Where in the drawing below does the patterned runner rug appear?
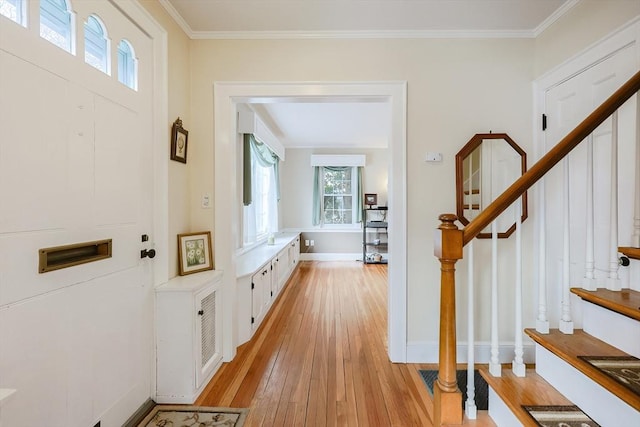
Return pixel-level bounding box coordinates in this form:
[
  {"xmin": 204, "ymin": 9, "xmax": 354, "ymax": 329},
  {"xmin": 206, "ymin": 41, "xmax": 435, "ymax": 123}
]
[
  {"xmin": 137, "ymin": 405, "xmax": 248, "ymax": 427},
  {"xmin": 522, "ymin": 405, "xmax": 600, "ymax": 427},
  {"xmin": 578, "ymin": 355, "xmax": 640, "ymax": 396}
]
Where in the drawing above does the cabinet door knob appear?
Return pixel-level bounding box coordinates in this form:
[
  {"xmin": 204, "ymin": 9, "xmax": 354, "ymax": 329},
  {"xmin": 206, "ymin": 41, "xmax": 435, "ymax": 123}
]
[{"xmin": 197, "ymin": 309, "xmax": 204, "ymax": 316}]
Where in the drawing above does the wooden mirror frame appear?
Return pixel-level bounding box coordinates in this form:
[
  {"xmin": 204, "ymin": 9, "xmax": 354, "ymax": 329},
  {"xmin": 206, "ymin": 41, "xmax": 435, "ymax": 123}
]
[{"xmin": 455, "ymin": 133, "xmax": 527, "ymax": 238}]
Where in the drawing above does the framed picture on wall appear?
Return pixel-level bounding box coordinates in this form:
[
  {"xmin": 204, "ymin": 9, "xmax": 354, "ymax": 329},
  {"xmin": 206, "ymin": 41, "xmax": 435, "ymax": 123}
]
[
  {"xmin": 171, "ymin": 117, "xmax": 189, "ymax": 163},
  {"xmin": 178, "ymin": 231, "xmax": 213, "ymax": 275}
]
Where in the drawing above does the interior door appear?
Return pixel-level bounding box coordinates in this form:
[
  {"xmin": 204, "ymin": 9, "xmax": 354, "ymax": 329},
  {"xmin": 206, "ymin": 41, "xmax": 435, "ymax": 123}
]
[
  {"xmin": 543, "ymin": 45, "xmax": 637, "ymax": 305},
  {"xmin": 0, "ymin": 2, "xmax": 156, "ymax": 426}
]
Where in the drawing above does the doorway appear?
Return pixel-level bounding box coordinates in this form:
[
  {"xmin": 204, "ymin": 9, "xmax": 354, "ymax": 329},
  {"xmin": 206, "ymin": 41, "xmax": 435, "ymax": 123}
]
[{"xmin": 213, "ymin": 82, "xmax": 408, "ymax": 362}]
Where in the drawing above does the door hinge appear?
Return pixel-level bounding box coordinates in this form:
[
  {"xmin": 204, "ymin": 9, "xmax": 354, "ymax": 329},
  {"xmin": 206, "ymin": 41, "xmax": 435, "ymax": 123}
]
[
  {"xmin": 251, "ymin": 282, "xmax": 254, "ymax": 290},
  {"xmin": 271, "ymin": 291, "xmax": 273, "ymax": 297},
  {"xmin": 251, "ymin": 316, "xmax": 255, "ymax": 324},
  {"xmin": 270, "ymin": 264, "xmax": 273, "ymax": 271},
  {"xmin": 542, "ymin": 114, "xmax": 547, "ymax": 131}
]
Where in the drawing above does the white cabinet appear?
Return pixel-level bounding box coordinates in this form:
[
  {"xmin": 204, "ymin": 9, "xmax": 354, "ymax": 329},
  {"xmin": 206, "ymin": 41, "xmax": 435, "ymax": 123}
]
[
  {"xmin": 236, "ymin": 233, "xmax": 300, "ymax": 346},
  {"xmin": 251, "ymin": 263, "xmax": 272, "ymax": 329},
  {"xmin": 155, "ymin": 270, "xmax": 223, "ymax": 404}
]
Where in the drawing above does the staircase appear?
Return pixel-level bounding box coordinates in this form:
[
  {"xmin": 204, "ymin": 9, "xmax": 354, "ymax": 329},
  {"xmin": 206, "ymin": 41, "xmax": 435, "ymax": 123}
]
[
  {"xmin": 433, "ymin": 69, "xmax": 640, "ymax": 426},
  {"xmin": 483, "ymin": 288, "xmax": 640, "ymax": 426}
]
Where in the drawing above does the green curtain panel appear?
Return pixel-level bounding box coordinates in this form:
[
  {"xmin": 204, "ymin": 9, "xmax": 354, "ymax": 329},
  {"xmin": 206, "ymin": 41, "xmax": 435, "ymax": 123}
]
[
  {"xmin": 243, "ymin": 134, "xmax": 280, "ymax": 206},
  {"xmin": 312, "ymin": 166, "xmax": 322, "ymax": 226}
]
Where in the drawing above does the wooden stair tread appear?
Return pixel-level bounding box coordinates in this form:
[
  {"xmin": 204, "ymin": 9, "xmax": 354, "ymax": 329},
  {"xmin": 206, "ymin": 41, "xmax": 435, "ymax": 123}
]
[
  {"xmin": 525, "ymin": 328, "xmax": 640, "ymax": 411},
  {"xmin": 570, "ymin": 287, "xmax": 640, "ymax": 321},
  {"xmin": 619, "ymin": 246, "xmax": 640, "ymax": 260},
  {"xmin": 479, "ymin": 367, "xmax": 571, "ymax": 427}
]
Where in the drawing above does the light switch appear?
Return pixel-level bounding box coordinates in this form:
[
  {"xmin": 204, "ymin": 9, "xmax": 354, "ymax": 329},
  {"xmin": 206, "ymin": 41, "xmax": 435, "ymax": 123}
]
[{"xmin": 201, "ymin": 194, "xmax": 211, "ymax": 208}]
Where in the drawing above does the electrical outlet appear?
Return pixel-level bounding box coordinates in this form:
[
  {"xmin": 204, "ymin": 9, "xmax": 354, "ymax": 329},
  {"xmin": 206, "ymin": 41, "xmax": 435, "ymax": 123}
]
[
  {"xmin": 305, "ymin": 239, "xmax": 310, "ymax": 246},
  {"xmin": 310, "ymin": 240, "xmax": 315, "ymax": 247}
]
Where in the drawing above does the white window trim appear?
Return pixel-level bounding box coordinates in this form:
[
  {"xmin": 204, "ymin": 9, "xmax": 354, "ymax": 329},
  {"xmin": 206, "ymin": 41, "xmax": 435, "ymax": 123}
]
[
  {"xmin": 310, "ymin": 154, "xmax": 365, "ymax": 167},
  {"xmin": 319, "ymin": 166, "xmax": 359, "ymax": 229}
]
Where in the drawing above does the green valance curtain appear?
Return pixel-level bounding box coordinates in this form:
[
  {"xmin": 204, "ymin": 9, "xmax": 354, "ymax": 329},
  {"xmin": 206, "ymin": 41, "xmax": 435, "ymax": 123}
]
[
  {"xmin": 243, "ymin": 134, "xmax": 280, "ymax": 206},
  {"xmin": 312, "ymin": 166, "xmax": 363, "ymax": 226}
]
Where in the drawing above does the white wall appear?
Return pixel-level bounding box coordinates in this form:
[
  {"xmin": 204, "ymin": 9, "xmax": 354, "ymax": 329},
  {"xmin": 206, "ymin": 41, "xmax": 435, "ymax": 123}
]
[
  {"xmin": 185, "ymin": 37, "xmax": 536, "ymax": 349},
  {"xmin": 278, "ymin": 147, "xmax": 388, "ymax": 256},
  {"xmin": 137, "ymin": 1, "xmax": 640, "ymax": 361},
  {"xmin": 140, "ymin": 0, "xmax": 193, "ymax": 279},
  {"xmin": 534, "ymin": 0, "xmax": 640, "ymax": 77}
]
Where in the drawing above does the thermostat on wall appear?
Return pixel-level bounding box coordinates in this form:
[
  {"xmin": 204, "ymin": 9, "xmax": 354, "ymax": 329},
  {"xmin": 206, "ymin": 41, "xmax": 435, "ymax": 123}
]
[{"xmin": 426, "ymin": 152, "xmax": 443, "ymax": 162}]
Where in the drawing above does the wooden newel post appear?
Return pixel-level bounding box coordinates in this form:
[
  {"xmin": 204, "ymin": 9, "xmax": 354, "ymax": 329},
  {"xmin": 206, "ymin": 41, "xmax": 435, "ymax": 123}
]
[{"xmin": 433, "ymin": 213, "xmax": 463, "ymax": 425}]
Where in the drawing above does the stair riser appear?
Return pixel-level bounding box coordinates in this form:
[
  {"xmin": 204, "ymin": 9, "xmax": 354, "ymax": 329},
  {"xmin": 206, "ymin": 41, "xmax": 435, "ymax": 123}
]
[
  {"xmin": 535, "ymin": 344, "xmax": 640, "ymax": 426},
  {"xmin": 487, "ymin": 388, "xmax": 523, "ymax": 427},
  {"xmin": 581, "ymin": 299, "xmax": 640, "ymax": 358}
]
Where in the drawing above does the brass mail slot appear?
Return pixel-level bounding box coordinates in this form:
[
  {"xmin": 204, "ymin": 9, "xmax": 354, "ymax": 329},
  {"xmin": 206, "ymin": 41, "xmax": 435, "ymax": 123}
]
[{"xmin": 39, "ymin": 239, "xmax": 112, "ymax": 273}]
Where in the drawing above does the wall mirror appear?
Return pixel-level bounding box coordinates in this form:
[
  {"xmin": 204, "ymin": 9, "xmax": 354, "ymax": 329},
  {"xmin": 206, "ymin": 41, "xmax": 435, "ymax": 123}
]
[{"xmin": 455, "ymin": 133, "xmax": 527, "ymax": 238}]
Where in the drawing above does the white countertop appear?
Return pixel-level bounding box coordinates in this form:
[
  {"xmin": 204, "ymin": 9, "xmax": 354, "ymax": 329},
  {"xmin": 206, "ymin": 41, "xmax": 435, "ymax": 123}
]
[
  {"xmin": 156, "ymin": 269, "xmax": 224, "ymax": 292},
  {"xmin": 236, "ymin": 232, "xmax": 300, "ymax": 278}
]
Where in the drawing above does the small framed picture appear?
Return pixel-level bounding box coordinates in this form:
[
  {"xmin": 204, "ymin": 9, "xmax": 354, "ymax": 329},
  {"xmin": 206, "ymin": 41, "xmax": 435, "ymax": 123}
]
[
  {"xmin": 178, "ymin": 231, "xmax": 213, "ymax": 275},
  {"xmin": 364, "ymin": 193, "xmax": 377, "ymax": 206},
  {"xmin": 171, "ymin": 117, "xmax": 189, "ymax": 163}
]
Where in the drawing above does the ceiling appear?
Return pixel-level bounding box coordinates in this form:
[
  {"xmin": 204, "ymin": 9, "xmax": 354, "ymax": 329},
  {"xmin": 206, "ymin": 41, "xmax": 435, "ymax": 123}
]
[{"xmin": 163, "ymin": 0, "xmax": 575, "ymax": 149}]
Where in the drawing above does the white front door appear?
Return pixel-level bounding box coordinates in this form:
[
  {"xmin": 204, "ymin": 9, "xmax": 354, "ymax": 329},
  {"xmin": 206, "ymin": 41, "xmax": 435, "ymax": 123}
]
[{"xmin": 0, "ymin": 2, "xmax": 157, "ymax": 426}]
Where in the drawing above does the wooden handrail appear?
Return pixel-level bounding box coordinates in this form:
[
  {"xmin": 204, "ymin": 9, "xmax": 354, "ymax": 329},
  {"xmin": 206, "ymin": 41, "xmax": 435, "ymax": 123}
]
[{"xmin": 463, "ymin": 69, "xmax": 640, "ymax": 245}]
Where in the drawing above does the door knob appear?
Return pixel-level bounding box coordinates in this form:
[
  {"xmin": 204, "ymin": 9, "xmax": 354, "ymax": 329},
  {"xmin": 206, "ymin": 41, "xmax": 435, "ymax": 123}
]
[{"xmin": 140, "ymin": 249, "xmax": 156, "ymax": 259}]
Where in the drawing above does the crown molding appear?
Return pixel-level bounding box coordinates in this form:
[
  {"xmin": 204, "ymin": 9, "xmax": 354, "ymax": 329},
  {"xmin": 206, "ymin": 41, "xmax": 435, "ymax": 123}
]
[
  {"xmin": 190, "ymin": 29, "xmax": 536, "ymax": 40},
  {"xmin": 534, "ymin": 0, "xmax": 581, "ymax": 37},
  {"xmin": 158, "ymin": 0, "xmax": 195, "ymax": 38}
]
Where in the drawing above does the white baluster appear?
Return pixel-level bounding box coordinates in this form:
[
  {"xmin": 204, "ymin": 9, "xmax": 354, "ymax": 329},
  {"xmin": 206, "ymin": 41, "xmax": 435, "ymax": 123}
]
[
  {"xmin": 633, "ymin": 93, "xmax": 640, "ymax": 247},
  {"xmin": 468, "ymin": 156, "xmax": 474, "ymax": 219},
  {"xmin": 489, "ymin": 220, "xmax": 501, "ymax": 376},
  {"xmin": 584, "ymin": 134, "xmax": 597, "ymax": 291},
  {"xmin": 512, "ymin": 198, "xmax": 526, "ymax": 377},
  {"xmin": 559, "ymin": 157, "xmax": 574, "ymax": 334},
  {"xmin": 537, "ymin": 179, "xmax": 549, "ymax": 333},
  {"xmin": 608, "ymin": 111, "xmax": 622, "ymax": 291},
  {"xmin": 466, "ymin": 241, "xmax": 477, "ymax": 419}
]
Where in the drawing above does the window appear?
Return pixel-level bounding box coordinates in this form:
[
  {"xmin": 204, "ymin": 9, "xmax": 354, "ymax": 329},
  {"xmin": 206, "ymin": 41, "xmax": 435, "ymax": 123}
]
[
  {"xmin": 322, "ymin": 167, "xmax": 356, "ymax": 225},
  {"xmin": 117, "ymin": 39, "xmax": 138, "ymax": 90},
  {"xmin": 0, "ymin": 0, "xmax": 25, "ymax": 26},
  {"xmin": 311, "ymin": 155, "xmax": 364, "ymax": 227},
  {"xmin": 40, "ymin": 0, "xmax": 74, "ymax": 53},
  {"xmin": 242, "ymin": 135, "xmax": 279, "ymax": 247},
  {"xmin": 84, "ymin": 14, "xmax": 109, "ymax": 74}
]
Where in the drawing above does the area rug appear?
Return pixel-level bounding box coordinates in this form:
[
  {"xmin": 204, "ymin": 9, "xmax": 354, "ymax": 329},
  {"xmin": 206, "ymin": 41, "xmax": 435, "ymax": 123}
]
[
  {"xmin": 137, "ymin": 405, "xmax": 248, "ymax": 427},
  {"xmin": 419, "ymin": 369, "xmax": 489, "ymax": 410},
  {"xmin": 522, "ymin": 405, "xmax": 600, "ymax": 427},
  {"xmin": 578, "ymin": 355, "xmax": 640, "ymax": 396}
]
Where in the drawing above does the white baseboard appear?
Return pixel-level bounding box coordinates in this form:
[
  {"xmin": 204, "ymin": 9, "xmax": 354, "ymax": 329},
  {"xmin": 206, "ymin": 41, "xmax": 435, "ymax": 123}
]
[
  {"xmin": 299, "ymin": 252, "xmax": 362, "ymax": 261},
  {"xmin": 406, "ymin": 341, "xmax": 535, "ymax": 364}
]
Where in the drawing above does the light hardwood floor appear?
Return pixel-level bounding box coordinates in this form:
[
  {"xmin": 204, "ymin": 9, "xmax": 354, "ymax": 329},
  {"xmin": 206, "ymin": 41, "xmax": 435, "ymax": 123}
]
[{"xmin": 196, "ymin": 261, "xmax": 494, "ymax": 426}]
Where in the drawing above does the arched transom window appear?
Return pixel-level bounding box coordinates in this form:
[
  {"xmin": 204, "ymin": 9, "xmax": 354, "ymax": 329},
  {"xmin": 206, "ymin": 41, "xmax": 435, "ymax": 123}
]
[
  {"xmin": 117, "ymin": 39, "xmax": 138, "ymax": 90},
  {"xmin": 84, "ymin": 14, "xmax": 109, "ymax": 74},
  {"xmin": 40, "ymin": 0, "xmax": 74, "ymax": 53},
  {"xmin": 0, "ymin": 0, "xmax": 26, "ymax": 26}
]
